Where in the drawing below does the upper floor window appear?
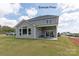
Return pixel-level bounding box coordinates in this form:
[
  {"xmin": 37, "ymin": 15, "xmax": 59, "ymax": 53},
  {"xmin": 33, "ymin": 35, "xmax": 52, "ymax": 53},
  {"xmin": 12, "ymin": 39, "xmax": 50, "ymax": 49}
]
[
  {"xmin": 46, "ymin": 19, "xmax": 52, "ymax": 24},
  {"xmin": 46, "ymin": 20, "xmax": 49, "ymax": 24}
]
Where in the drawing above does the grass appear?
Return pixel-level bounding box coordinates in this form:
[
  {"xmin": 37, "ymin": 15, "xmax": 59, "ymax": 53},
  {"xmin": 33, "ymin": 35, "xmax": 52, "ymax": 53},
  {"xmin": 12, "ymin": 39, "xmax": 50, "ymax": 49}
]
[{"xmin": 0, "ymin": 34, "xmax": 79, "ymax": 56}]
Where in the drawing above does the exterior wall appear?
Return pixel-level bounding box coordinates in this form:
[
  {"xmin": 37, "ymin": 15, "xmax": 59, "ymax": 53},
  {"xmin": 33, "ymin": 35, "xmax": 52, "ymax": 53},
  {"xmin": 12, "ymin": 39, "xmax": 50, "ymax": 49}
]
[
  {"xmin": 36, "ymin": 27, "xmax": 42, "ymax": 38},
  {"xmin": 16, "ymin": 21, "xmax": 35, "ymax": 38},
  {"xmin": 28, "ymin": 16, "xmax": 59, "ymax": 27}
]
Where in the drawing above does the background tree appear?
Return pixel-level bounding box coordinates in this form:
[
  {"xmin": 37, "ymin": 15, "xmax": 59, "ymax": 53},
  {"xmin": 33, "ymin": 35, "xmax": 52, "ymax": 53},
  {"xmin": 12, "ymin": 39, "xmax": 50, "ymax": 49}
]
[{"xmin": 0, "ymin": 26, "xmax": 15, "ymax": 34}]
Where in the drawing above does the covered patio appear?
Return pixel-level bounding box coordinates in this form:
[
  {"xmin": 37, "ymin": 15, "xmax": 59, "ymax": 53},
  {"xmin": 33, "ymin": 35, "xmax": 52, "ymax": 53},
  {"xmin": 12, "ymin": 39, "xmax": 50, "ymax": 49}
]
[{"xmin": 35, "ymin": 26, "xmax": 57, "ymax": 38}]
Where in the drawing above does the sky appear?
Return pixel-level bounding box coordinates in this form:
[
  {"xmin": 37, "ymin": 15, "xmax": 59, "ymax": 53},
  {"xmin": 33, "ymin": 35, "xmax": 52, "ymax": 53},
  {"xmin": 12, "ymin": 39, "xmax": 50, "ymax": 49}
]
[{"xmin": 0, "ymin": 3, "xmax": 79, "ymax": 33}]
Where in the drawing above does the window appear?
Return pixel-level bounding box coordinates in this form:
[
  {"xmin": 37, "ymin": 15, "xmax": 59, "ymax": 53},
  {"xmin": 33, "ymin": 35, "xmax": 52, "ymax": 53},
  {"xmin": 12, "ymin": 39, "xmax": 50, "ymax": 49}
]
[
  {"xmin": 46, "ymin": 19, "xmax": 51, "ymax": 24},
  {"xmin": 46, "ymin": 20, "xmax": 49, "ymax": 24},
  {"xmin": 23, "ymin": 28, "xmax": 27, "ymax": 34},
  {"xmin": 19, "ymin": 29, "xmax": 21, "ymax": 36},
  {"xmin": 28, "ymin": 28, "xmax": 31, "ymax": 35}
]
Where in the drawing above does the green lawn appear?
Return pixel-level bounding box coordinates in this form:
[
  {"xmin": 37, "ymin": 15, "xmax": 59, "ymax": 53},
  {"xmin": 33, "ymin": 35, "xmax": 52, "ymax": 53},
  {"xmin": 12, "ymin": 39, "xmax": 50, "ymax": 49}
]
[{"xmin": 0, "ymin": 34, "xmax": 79, "ymax": 56}]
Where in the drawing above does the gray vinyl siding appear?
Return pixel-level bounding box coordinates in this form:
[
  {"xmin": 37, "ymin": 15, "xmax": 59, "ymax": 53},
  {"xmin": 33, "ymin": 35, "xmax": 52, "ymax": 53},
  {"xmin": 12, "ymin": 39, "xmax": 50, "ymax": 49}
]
[
  {"xmin": 16, "ymin": 21, "xmax": 35, "ymax": 38},
  {"xmin": 27, "ymin": 16, "xmax": 58, "ymax": 27}
]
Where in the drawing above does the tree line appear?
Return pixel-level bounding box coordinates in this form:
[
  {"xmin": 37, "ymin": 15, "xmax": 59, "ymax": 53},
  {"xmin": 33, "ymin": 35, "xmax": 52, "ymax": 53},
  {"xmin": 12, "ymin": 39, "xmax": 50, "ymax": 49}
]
[{"xmin": 0, "ymin": 25, "xmax": 15, "ymax": 34}]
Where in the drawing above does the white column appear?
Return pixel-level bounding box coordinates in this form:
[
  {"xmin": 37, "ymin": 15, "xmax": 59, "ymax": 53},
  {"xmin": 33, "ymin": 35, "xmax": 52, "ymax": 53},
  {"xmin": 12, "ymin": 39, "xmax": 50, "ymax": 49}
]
[
  {"xmin": 27, "ymin": 27, "xmax": 28, "ymax": 37},
  {"xmin": 34, "ymin": 27, "xmax": 36, "ymax": 38},
  {"xmin": 21, "ymin": 28, "xmax": 23, "ymax": 36}
]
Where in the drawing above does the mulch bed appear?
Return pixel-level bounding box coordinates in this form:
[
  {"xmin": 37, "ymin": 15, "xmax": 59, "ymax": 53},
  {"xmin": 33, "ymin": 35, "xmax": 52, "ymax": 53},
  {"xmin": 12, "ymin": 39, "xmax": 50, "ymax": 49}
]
[{"xmin": 69, "ymin": 37, "xmax": 79, "ymax": 45}]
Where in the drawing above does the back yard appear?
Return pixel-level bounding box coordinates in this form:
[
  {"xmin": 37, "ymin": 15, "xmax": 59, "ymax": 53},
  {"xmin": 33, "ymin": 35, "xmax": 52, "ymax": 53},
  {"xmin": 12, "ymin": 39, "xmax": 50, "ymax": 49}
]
[{"xmin": 0, "ymin": 34, "xmax": 79, "ymax": 56}]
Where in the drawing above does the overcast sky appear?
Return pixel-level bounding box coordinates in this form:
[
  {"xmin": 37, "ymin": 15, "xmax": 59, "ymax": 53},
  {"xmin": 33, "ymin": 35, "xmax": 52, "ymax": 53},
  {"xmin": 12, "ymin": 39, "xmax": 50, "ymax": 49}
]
[{"xmin": 0, "ymin": 3, "xmax": 79, "ymax": 33}]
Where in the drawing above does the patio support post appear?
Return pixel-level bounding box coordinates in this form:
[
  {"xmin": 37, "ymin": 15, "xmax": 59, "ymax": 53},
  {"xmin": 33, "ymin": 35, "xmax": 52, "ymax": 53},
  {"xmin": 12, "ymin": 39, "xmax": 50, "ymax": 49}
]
[{"xmin": 55, "ymin": 26, "xmax": 57, "ymax": 38}]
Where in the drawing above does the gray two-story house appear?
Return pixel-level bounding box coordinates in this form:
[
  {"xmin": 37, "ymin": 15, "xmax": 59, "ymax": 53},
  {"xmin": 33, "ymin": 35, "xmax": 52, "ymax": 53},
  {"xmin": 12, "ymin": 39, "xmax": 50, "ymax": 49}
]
[{"xmin": 15, "ymin": 15, "xmax": 59, "ymax": 40}]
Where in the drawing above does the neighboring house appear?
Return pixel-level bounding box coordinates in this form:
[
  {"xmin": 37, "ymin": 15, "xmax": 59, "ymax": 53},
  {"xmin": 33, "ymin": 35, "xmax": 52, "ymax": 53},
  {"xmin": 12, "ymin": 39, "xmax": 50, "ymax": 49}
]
[
  {"xmin": 61, "ymin": 32, "xmax": 72, "ymax": 36},
  {"xmin": 6, "ymin": 32, "xmax": 16, "ymax": 36},
  {"xmin": 15, "ymin": 15, "xmax": 59, "ymax": 40}
]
